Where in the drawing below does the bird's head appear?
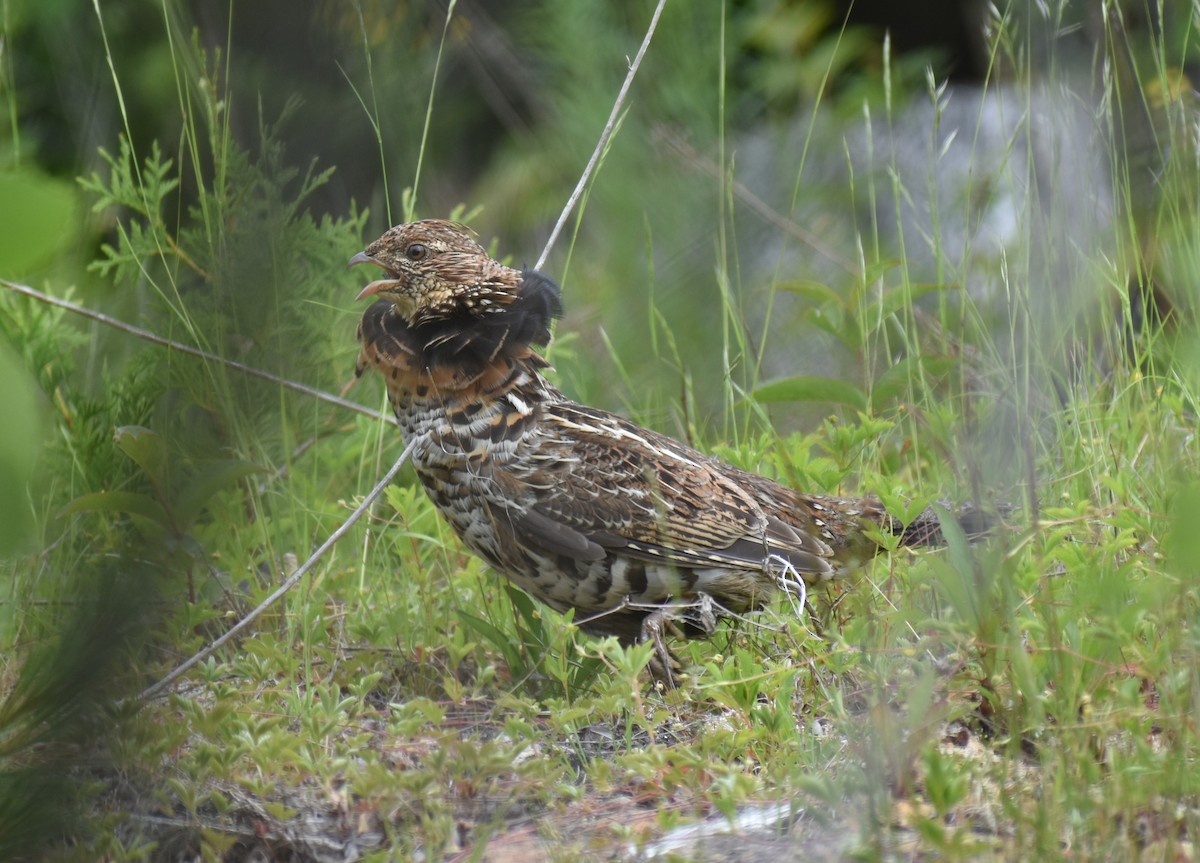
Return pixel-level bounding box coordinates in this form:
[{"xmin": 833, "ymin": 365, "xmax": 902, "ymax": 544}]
[
  {"xmin": 351, "ymin": 220, "xmax": 563, "ymax": 366},
  {"xmin": 349, "ymin": 220, "xmax": 525, "ymax": 326}
]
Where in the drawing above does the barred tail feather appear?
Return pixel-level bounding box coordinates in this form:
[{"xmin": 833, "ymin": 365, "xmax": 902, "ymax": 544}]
[{"xmin": 893, "ymin": 502, "xmax": 1005, "ymax": 548}]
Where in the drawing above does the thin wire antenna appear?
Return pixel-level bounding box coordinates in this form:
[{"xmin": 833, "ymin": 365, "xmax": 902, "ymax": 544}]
[
  {"xmin": 534, "ymin": 0, "xmax": 668, "ymax": 271},
  {"xmin": 0, "ymin": 278, "xmax": 395, "ymax": 426},
  {"xmin": 138, "ymin": 440, "xmax": 416, "ymax": 701}
]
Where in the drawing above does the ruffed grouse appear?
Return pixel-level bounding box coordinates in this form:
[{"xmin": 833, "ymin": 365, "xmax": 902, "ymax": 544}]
[{"xmin": 351, "ymin": 220, "xmax": 984, "ymax": 685}]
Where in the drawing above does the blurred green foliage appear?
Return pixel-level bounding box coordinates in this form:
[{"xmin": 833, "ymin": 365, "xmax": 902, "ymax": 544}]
[
  {"xmin": 0, "ymin": 341, "xmax": 39, "ymax": 555},
  {"xmin": 0, "ymin": 0, "xmax": 912, "ymax": 427},
  {"xmin": 0, "ymin": 168, "xmax": 78, "ymax": 276}
]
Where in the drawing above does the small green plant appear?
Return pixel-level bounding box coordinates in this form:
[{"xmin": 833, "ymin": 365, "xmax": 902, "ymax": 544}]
[
  {"xmin": 457, "ymin": 584, "xmax": 608, "ymax": 698},
  {"xmin": 62, "ymin": 425, "xmax": 264, "ymax": 602}
]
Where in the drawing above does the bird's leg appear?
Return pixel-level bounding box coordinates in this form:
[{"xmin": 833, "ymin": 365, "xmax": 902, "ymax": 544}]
[
  {"xmin": 805, "ymin": 597, "xmax": 825, "ymax": 638},
  {"xmin": 642, "ymin": 609, "xmax": 682, "ymax": 689},
  {"xmin": 686, "ymin": 593, "xmax": 719, "ymax": 638},
  {"xmin": 640, "ymin": 594, "xmax": 720, "ymax": 689}
]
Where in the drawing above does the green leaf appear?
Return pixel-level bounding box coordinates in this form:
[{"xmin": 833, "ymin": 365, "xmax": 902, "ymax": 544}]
[
  {"xmin": 0, "ymin": 344, "xmax": 41, "ymax": 554},
  {"xmin": 926, "ymin": 503, "xmax": 991, "ymax": 630},
  {"xmin": 875, "ymin": 488, "xmax": 931, "ymax": 533},
  {"xmin": 805, "ymin": 309, "xmax": 852, "ymax": 346},
  {"xmin": 878, "ymin": 281, "xmax": 956, "ymax": 319},
  {"xmin": 59, "ymin": 491, "xmax": 171, "ymax": 528},
  {"xmin": 113, "ymin": 426, "xmax": 168, "ymax": 489},
  {"xmin": 775, "ymin": 279, "xmax": 843, "ymax": 305},
  {"xmin": 933, "ymin": 503, "xmax": 972, "ymax": 578},
  {"xmin": 0, "ymin": 169, "xmax": 77, "ymax": 276},
  {"xmin": 858, "ymin": 258, "xmax": 902, "ymax": 288},
  {"xmin": 456, "ymin": 610, "xmax": 528, "ymax": 679},
  {"xmin": 174, "ymin": 459, "xmax": 267, "ymax": 527},
  {"xmin": 504, "ymin": 583, "xmax": 544, "ymax": 636},
  {"xmin": 1166, "ymin": 482, "xmax": 1200, "ymax": 575},
  {"xmin": 751, "ymin": 376, "xmax": 867, "ymax": 409},
  {"xmin": 870, "ymin": 355, "xmax": 957, "ymax": 409}
]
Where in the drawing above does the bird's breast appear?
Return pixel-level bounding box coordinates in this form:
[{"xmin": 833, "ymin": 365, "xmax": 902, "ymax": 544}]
[{"xmin": 390, "ymin": 387, "xmax": 546, "ymax": 473}]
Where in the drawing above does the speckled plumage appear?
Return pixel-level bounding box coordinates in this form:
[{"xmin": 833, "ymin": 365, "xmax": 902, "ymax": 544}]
[{"xmin": 351, "ymin": 220, "xmax": 974, "ymax": 683}]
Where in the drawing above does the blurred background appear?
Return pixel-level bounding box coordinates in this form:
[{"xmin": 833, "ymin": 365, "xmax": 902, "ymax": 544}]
[{"xmin": 8, "ymin": 0, "xmax": 1190, "ymax": 428}]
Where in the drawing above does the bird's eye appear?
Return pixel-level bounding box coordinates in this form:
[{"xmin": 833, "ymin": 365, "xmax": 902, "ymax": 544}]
[{"xmin": 405, "ymin": 243, "xmax": 428, "ymax": 262}]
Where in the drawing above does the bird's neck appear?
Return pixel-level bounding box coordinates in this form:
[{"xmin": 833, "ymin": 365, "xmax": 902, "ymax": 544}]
[
  {"xmin": 414, "ymin": 348, "xmax": 558, "ymax": 410},
  {"xmin": 357, "ymin": 298, "xmax": 563, "ymax": 445}
]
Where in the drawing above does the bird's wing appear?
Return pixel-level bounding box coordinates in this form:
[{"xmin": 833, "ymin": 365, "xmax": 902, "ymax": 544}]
[{"xmin": 497, "ymin": 402, "xmax": 835, "ymax": 578}]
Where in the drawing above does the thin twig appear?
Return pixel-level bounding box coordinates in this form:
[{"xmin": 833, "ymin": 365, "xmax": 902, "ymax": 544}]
[
  {"xmin": 534, "ymin": 0, "xmax": 667, "ymax": 270},
  {"xmin": 0, "ymin": 278, "xmax": 395, "ymax": 427},
  {"xmin": 139, "ymin": 440, "xmax": 416, "ymax": 701}
]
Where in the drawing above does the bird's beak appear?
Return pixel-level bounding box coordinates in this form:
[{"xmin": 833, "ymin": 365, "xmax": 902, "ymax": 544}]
[
  {"xmin": 348, "ymin": 251, "xmax": 395, "ymax": 301},
  {"xmin": 347, "ymin": 251, "xmax": 375, "ymax": 269}
]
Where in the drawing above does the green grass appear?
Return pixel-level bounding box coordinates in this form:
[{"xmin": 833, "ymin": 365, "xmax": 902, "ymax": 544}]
[{"xmin": 2, "ymin": 1, "xmax": 1200, "ymax": 860}]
